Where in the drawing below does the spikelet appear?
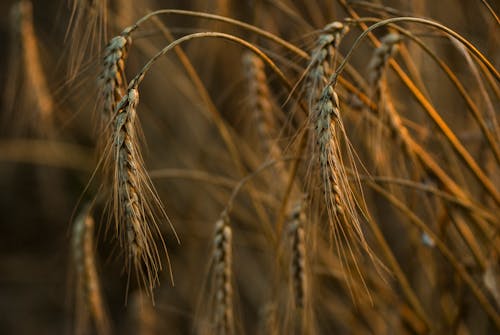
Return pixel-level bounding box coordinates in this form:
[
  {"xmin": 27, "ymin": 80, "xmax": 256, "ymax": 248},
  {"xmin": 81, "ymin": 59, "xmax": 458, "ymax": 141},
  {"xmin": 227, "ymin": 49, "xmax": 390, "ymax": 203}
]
[
  {"xmin": 110, "ymin": 83, "xmax": 174, "ymax": 296},
  {"xmin": 212, "ymin": 213, "xmax": 234, "ymax": 335},
  {"xmin": 72, "ymin": 206, "xmax": 111, "ymax": 335}
]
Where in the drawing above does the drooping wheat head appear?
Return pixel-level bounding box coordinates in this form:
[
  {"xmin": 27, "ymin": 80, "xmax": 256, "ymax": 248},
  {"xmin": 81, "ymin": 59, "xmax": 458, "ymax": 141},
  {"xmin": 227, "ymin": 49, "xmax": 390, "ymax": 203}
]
[
  {"xmin": 307, "ymin": 22, "xmax": 349, "ymax": 105},
  {"xmin": 111, "ymin": 83, "xmax": 173, "ymax": 297},
  {"xmin": 99, "ymin": 30, "xmax": 132, "ymax": 135}
]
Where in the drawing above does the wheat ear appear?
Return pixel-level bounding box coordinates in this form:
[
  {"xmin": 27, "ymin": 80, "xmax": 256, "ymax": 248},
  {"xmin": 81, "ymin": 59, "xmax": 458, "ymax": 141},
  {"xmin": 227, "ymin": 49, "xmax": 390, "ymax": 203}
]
[
  {"xmin": 367, "ymin": 33, "xmax": 401, "ymax": 102},
  {"xmin": 100, "ymin": 30, "xmax": 132, "ymax": 132},
  {"xmin": 288, "ymin": 201, "xmax": 307, "ymax": 309},
  {"xmin": 308, "ymin": 22, "xmax": 371, "ymax": 262},
  {"xmin": 307, "ymin": 22, "xmax": 349, "ymax": 104},
  {"xmin": 242, "ymin": 52, "xmax": 277, "ymax": 156},
  {"xmin": 366, "ymin": 33, "xmax": 403, "ymax": 169},
  {"xmin": 72, "ymin": 206, "xmax": 111, "ymax": 335},
  {"xmin": 112, "ymin": 84, "xmax": 173, "ymax": 296},
  {"xmin": 212, "ymin": 213, "xmax": 234, "ymax": 335}
]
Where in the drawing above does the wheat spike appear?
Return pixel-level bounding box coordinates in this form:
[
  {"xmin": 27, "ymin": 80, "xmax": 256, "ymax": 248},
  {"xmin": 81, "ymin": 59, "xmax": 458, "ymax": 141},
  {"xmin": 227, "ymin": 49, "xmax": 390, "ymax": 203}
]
[
  {"xmin": 242, "ymin": 52, "xmax": 277, "ymax": 156},
  {"xmin": 368, "ymin": 33, "xmax": 401, "ymax": 93},
  {"xmin": 307, "ymin": 22, "xmax": 349, "ymax": 105},
  {"xmin": 111, "ymin": 84, "xmax": 173, "ymax": 296},
  {"xmin": 212, "ymin": 214, "xmax": 234, "ymax": 335},
  {"xmin": 288, "ymin": 201, "xmax": 307, "ymax": 309},
  {"xmin": 100, "ymin": 31, "xmax": 132, "ymax": 132},
  {"xmin": 72, "ymin": 206, "xmax": 111, "ymax": 335}
]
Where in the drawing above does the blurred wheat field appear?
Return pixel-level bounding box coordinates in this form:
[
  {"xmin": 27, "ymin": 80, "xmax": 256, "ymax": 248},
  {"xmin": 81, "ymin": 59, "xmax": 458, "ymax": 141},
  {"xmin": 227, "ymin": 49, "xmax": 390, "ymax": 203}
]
[{"xmin": 0, "ymin": 0, "xmax": 499, "ymax": 334}]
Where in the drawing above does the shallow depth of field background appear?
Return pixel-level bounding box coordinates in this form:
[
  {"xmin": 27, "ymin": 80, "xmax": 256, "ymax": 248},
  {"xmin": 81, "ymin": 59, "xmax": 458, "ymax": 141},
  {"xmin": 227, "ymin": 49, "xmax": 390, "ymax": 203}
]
[{"xmin": 0, "ymin": 1, "xmax": 499, "ymax": 334}]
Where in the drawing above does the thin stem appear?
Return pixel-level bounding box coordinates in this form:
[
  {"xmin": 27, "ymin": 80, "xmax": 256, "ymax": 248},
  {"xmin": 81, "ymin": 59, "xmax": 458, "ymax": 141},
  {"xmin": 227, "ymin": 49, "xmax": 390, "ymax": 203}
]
[{"xmin": 127, "ymin": 9, "xmax": 309, "ymax": 59}]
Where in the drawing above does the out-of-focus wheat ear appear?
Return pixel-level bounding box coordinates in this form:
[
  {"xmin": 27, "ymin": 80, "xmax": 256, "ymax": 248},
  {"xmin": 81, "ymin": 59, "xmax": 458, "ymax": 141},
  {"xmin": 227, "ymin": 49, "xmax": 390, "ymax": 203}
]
[
  {"xmin": 212, "ymin": 213, "xmax": 234, "ymax": 335},
  {"xmin": 72, "ymin": 206, "xmax": 111, "ymax": 335},
  {"xmin": 242, "ymin": 52, "xmax": 277, "ymax": 156},
  {"xmin": 66, "ymin": 0, "xmax": 108, "ymax": 80},
  {"xmin": 6, "ymin": 0, "xmax": 54, "ymax": 135},
  {"xmin": 111, "ymin": 84, "xmax": 176, "ymax": 297},
  {"xmin": 242, "ymin": 51, "xmax": 288, "ymax": 184},
  {"xmin": 367, "ymin": 33, "xmax": 401, "ymax": 103},
  {"xmin": 307, "ymin": 22, "xmax": 349, "ymax": 105},
  {"xmin": 366, "ymin": 33, "xmax": 402, "ymax": 169},
  {"xmin": 287, "ymin": 201, "xmax": 308, "ymax": 310}
]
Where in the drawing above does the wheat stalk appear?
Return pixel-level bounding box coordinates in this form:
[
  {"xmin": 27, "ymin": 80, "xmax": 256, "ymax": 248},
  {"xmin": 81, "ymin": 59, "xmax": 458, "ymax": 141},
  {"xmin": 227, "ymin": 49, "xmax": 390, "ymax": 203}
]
[{"xmin": 5, "ymin": 0, "xmax": 54, "ymax": 134}]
